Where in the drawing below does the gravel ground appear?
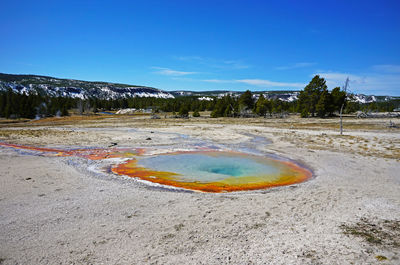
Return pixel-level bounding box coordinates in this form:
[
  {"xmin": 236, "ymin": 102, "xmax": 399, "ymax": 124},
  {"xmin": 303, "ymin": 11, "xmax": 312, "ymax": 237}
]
[{"xmin": 0, "ymin": 116, "xmax": 399, "ymax": 264}]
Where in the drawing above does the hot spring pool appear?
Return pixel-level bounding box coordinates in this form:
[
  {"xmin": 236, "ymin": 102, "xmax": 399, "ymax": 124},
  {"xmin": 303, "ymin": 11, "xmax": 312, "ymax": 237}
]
[
  {"xmin": 0, "ymin": 142, "xmax": 312, "ymax": 193},
  {"xmin": 112, "ymin": 151, "xmax": 312, "ymax": 192}
]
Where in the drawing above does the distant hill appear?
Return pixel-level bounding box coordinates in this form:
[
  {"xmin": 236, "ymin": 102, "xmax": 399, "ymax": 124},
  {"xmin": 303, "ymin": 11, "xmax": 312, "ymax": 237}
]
[
  {"xmin": 171, "ymin": 90, "xmax": 300, "ymax": 102},
  {"xmin": 1, "ymin": 73, "xmax": 397, "ymax": 103},
  {"xmin": 170, "ymin": 90, "xmax": 398, "ymax": 104},
  {"xmin": 0, "ymin": 73, "xmax": 174, "ymax": 99}
]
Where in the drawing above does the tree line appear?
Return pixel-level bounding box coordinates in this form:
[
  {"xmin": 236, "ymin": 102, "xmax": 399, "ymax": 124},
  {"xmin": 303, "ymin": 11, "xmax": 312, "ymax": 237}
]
[
  {"xmin": 0, "ymin": 88, "xmax": 72, "ymax": 119},
  {"xmin": 209, "ymin": 91, "xmax": 297, "ymax": 118},
  {"xmin": 0, "ymin": 75, "xmax": 398, "ymax": 119},
  {"xmin": 0, "ymin": 88, "xmax": 218, "ymax": 119}
]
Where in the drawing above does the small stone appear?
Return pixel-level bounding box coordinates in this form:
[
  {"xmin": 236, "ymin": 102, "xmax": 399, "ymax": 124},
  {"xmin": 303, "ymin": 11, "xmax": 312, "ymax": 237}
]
[{"xmin": 376, "ymin": 255, "xmax": 387, "ymax": 261}]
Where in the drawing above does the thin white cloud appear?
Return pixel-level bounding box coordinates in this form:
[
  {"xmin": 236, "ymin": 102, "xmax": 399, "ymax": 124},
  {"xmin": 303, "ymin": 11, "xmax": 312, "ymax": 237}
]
[
  {"xmin": 276, "ymin": 62, "xmax": 316, "ymax": 70},
  {"xmin": 170, "ymin": 77, "xmax": 197, "ymax": 82},
  {"xmin": 372, "ymin": 64, "xmax": 400, "ymax": 73},
  {"xmin": 175, "ymin": 56, "xmax": 205, "ymax": 62},
  {"xmin": 222, "ymin": 60, "xmax": 250, "ymax": 69},
  {"xmin": 202, "ymin": 78, "xmax": 305, "ymax": 88},
  {"xmin": 152, "ymin": 67, "xmax": 197, "ymax": 76},
  {"xmin": 202, "ymin": 79, "xmax": 233, "ymax": 84},
  {"xmin": 236, "ymin": 79, "xmax": 305, "ymax": 88},
  {"xmin": 175, "ymin": 56, "xmax": 250, "ymax": 69}
]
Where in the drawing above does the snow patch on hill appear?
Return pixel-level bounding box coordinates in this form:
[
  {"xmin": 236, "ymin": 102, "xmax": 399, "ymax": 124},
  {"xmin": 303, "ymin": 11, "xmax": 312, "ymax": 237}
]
[{"xmin": 0, "ymin": 80, "xmax": 174, "ymax": 99}]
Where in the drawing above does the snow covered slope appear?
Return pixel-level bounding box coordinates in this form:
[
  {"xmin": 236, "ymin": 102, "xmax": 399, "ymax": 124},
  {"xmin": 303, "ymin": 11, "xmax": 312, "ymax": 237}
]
[{"xmin": 0, "ymin": 73, "xmax": 174, "ymax": 99}]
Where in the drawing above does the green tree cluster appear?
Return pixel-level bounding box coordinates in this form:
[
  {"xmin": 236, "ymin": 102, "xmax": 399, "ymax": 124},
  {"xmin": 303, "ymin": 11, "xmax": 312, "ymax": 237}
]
[
  {"xmin": 210, "ymin": 91, "xmax": 297, "ymax": 118},
  {"xmin": 211, "ymin": 95, "xmax": 238, "ymax": 117},
  {"xmin": 298, "ymin": 75, "xmax": 346, "ymax": 118},
  {"xmin": 0, "ymin": 89, "xmax": 72, "ymax": 119},
  {"xmin": 192, "ymin": 110, "xmax": 200, "ymax": 117},
  {"xmin": 238, "ymin": 90, "xmax": 254, "ymax": 112},
  {"xmin": 178, "ymin": 104, "xmax": 189, "ymax": 117}
]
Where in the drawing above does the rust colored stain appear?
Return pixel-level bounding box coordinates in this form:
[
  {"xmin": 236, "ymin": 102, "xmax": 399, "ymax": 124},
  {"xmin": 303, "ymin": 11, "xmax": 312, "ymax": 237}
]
[
  {"xmin": 111, "ymin": 158, "xmax": 179, "ymax": 179},
  {"xmin": 0, "ymin": 142, "xmax": 145, "ymax": 160},
  {"xmin": 111, "ymin": 153, "xmax": 312, "ymax": 193}
]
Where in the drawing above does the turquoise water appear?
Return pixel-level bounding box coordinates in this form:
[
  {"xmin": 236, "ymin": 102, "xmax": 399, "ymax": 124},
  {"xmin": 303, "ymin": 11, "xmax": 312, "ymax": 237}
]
[{"xmin": 137, "ymin": 152, "xmax": 281, "ymax": 182}]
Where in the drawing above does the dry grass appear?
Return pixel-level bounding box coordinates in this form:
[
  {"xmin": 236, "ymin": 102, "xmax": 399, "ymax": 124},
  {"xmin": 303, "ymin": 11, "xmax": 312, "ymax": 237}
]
[
  {"xmin": 274, "ymin": 130, "xmax": 400, "ymax": 160},
  {"xmin": 0, "ymin": 129, "xmax": 86, "ymax": 145},
  {"xmin": 0, "ymin": 129, "xmax": 71, "ymax": 138},
  {"xmin": 0, "ymin": 118, "xmax": 30, "ymax": 125},
  {"xmin": 0, "ymin": 114, "xmax": 399, "ymax": 131},
  {"xmin": 341, "ymin": 218, "xmax": 400, "ymax": 248}
]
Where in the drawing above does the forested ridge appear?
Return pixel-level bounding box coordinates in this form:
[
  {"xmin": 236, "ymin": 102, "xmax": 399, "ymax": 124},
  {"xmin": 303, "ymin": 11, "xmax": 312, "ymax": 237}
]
[{"xmin": 0, "ymin": 75, "xmax": 398, "ymax": 119}]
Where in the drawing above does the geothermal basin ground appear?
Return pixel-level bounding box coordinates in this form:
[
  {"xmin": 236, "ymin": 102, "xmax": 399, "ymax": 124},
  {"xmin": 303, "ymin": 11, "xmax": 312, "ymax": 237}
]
[{"xmin": 0, "ymin": 115, "xmax": 399, "ymax": 264}]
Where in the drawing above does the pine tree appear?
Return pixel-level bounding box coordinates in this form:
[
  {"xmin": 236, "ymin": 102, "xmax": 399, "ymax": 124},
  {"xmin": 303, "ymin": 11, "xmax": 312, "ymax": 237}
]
[
  {"xmin": 300, "ymin": 108, "xmax": 309, "ymax": 118},
  {"xmin": 224, "ymin": 105, "xmax": 232, "ymax": 117},
  {"xmin": 298, "ymin": 75, "xmax": 328, "ymax": 117},
  {"xmin": 331, "ymin": 87, "xmax": 346, "ymax": 113},
  {"xmin": 4, "ymin": 102, "xmax": 11, "ymax": 118},
  {"xmin": 0, "ymin": 93, "xmax": 5, "ymax": 117},
  {"xmin": 316, "ymin": 90, "xmax": 329, "ymax": 117},
  {"xmin": 178, "ymin": 104, "xmax": 189, "ymax": 117},
  {"xmin": 211, "ymin": 97, "xmax": 228, "ymax": 117},
  {"xmin": 211, "ymin": 100, "xmax": 223, "ymax": 117},
  {"xmin": 255, "ymin": 94, "xmax": 267, "ymax": 116},
  {"xmin": 4, "ymin": 88, "xmax": 13, "ymax": 118},
  {"xmin": 239, "ymin": 90, "xmax": 254, "ymax": 111},
  {"xmin": 61, "ymin": 105, "xmax": 69, "ymax": 116},
  {"xmin": 92, "ymin": 100, "xmax": 99, "ymax": 113}
]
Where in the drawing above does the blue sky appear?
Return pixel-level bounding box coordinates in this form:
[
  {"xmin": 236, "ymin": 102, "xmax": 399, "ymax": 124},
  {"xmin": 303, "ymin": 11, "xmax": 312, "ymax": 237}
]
[{"xmin": 1, "ymin": 0, "xmax": 400, "ymax": 95}]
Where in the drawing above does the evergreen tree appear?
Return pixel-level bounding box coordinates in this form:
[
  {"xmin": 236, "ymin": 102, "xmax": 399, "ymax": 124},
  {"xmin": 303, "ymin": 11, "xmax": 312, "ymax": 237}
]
[
  {"xmin": 0, "ymin": 93, "xmax": 5, "ymax": 117},
  {"xmin": 265, "ymin": 99, "xmax": 273, "ymax": 116},
  {"xmin": 316, "ymin": 89, "xmax": 329, "ymax": 117},
  {"xmin": 224, "ymin": 105, "xmax": 232, "ymax": 117},
  {"xmin": 211, "ymin": 98, "xmax": 225, "ymax": 118},
  {"xmin": 331, "ymin": 86, "xmax": 346, "ymax": 113},
  {"xmin": 300, "ymin": 108, "xmax": 309, "ymax": 118},
  {"xmin": 255, "ymin": 94, "xmax": 267, "ymax": 116},
  {"xmin": 4, "ymin": 102, "xmax": 11, "ymax": 118},
  {"xmin": 178, "ymin": 104, "xmax": 189, "ymax": 117},
  {"xmin": 239, "ymin": 90, "xmax": 254, "ymax": 111},
  {"xmin": 272, "ymin": 99, "xmax": 283, "ymax": 113},
  {"xmin": 298, "ymin": 75, "xmax": 327, "ymax": 117},
  {"xmin": 61, "ymin": 105, "xmax": 69, "ymax": 116},
  {"xmin": 4, "ymin": 88, "xmax": 13, "ymax": 118}
]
